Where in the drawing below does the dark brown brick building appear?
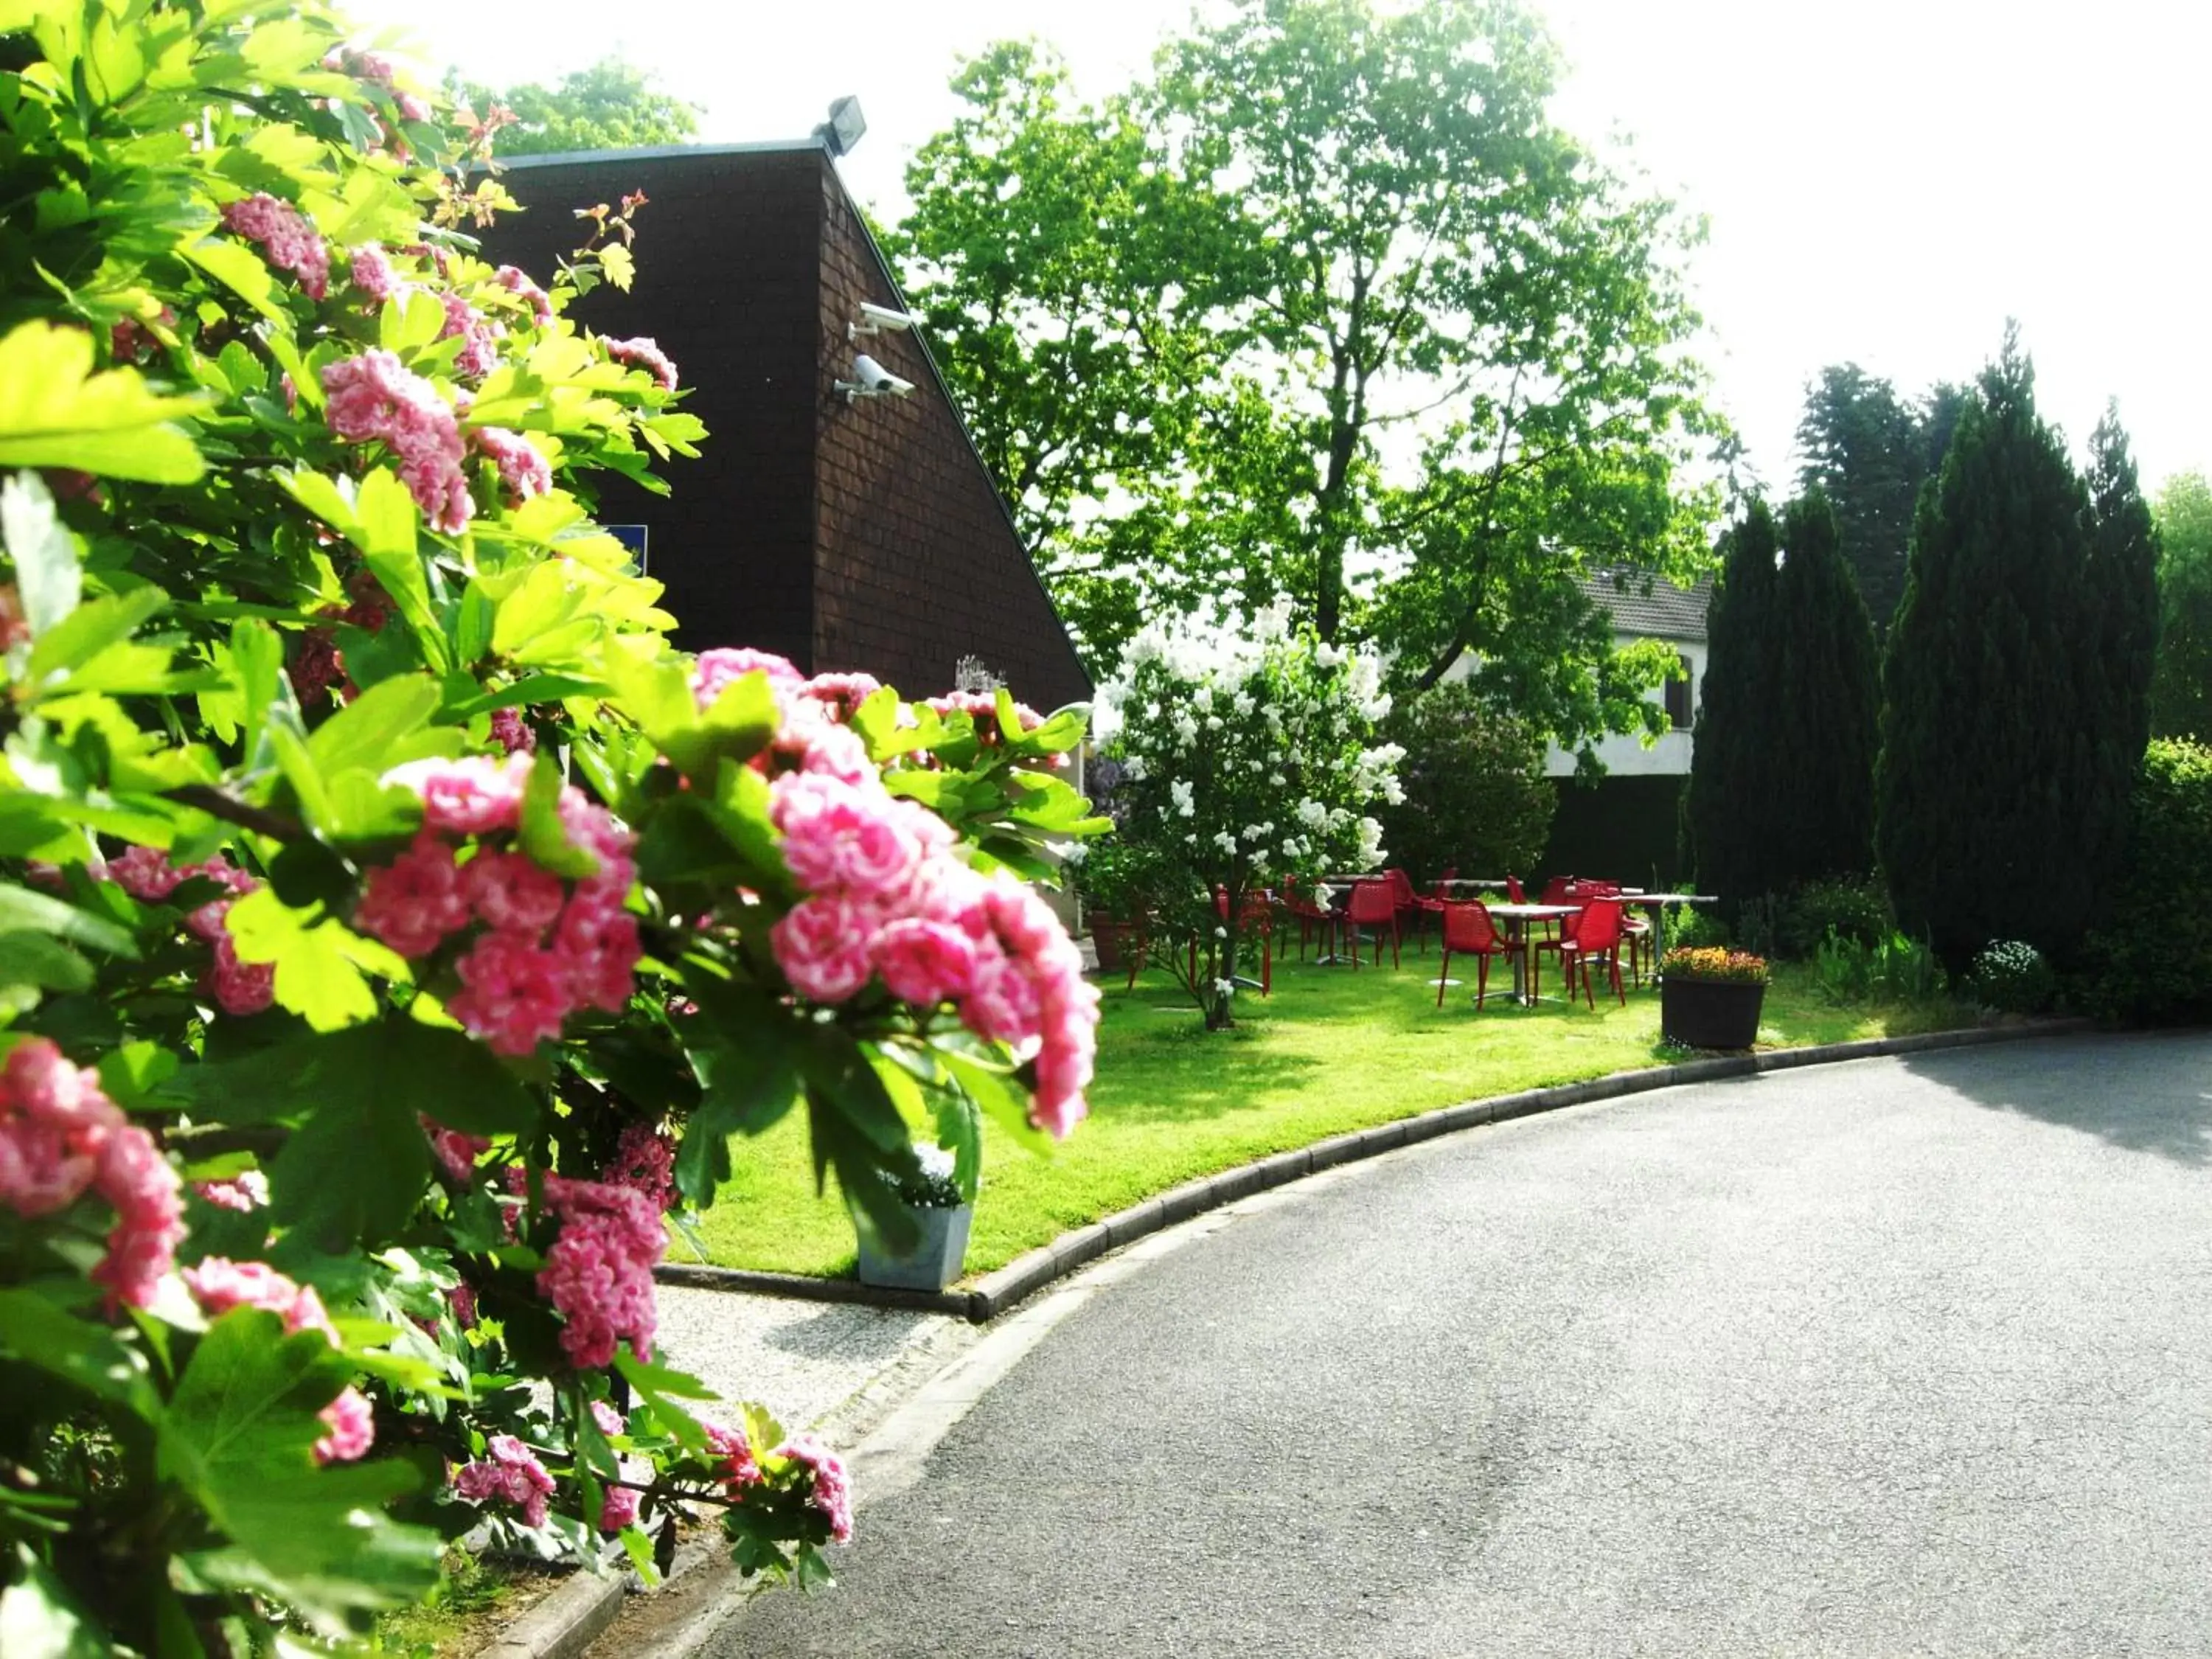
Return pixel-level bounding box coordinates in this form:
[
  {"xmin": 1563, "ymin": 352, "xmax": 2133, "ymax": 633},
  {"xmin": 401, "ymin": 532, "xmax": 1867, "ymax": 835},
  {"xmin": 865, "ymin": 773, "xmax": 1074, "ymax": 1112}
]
[{"xmin": 483, "ymin": 142, "xmax": 1092, "ymax": 713}]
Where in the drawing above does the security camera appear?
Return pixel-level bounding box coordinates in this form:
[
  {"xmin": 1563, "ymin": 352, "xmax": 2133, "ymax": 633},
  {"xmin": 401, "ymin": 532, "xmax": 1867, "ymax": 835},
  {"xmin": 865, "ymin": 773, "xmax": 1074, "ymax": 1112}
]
[
  {"xmin": 836, "ymin": 352, "xmax": 914, "ymax": 402},
  {"xmin": 849, "ymin": 302, "xmax": 919, "ymax": 340}
]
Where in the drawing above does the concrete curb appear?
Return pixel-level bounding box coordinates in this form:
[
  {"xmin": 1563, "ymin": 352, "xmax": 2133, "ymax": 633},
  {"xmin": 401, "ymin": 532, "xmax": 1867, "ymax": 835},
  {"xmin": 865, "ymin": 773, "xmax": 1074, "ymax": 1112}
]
[
  {"xmin": 653, "ymin": 1018, "xmax": 2095, "ymax": 1333},
  {"xmin": 474, "ymin": 1567, "xmax": 625, "ymax": 1659}
]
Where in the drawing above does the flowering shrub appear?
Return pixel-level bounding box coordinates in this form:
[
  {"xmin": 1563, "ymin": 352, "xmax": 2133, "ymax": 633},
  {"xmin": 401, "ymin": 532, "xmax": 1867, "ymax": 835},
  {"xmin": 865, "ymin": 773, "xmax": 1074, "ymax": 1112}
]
[
  {"xmin": 1095, "ymin": 604, "xmax": 1402, "ymax": 1027},
  {"xmin": 1965, "ymin": 939, "xmax": 2056, "ymax": 1015},
  {"xmin": 1659, "ymin": 947, "xmax": 1771, "ymax": 985},
  {"xmin": 0, "ymin": 5, "xmax": 1100, "ymax": 1650}
]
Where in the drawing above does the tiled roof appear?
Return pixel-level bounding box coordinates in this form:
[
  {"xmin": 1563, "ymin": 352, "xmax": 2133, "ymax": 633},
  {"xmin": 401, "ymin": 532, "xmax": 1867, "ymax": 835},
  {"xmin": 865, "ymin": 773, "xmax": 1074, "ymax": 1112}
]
[{"xmin": 1578, "ymin": 568, "xmax": 1713, "ymax": 641}]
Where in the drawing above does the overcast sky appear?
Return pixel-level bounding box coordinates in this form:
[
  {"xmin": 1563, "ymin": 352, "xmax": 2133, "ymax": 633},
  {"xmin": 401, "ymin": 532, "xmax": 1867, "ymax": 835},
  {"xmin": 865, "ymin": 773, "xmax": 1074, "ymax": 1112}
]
[{"xmin": 353, "ymin": 0, "xmax": 2208, "ymax": 494}]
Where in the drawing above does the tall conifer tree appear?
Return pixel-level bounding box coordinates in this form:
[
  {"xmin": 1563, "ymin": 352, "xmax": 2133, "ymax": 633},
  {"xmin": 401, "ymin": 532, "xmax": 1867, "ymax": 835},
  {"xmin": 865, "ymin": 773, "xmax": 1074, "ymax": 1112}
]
[
  {"xmin": 1771, "ymin": 489, "xmax": 1880, "ymax": 882},
  {"xmin": 1875, "ymin": 332, "xmax": 2109, "ymax": 966},
  {"xmin": 1688, "ymin": 500, "xmax": 1785, "ymax": 919}
]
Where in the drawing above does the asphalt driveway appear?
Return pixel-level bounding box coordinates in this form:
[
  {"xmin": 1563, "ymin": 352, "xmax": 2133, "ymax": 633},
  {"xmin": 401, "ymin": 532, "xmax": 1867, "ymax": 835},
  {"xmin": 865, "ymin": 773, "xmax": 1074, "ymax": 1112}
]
[{"xmin": 714, "ymin": 1032, "xmax": 2212, "ymax": 1658}]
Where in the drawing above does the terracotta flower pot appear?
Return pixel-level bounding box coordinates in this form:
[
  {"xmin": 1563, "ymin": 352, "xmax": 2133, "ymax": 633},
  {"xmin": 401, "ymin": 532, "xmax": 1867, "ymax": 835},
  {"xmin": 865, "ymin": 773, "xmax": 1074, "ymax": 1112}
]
[{"xmin": 1660, "ymin": 975, "xmax": 1766, "ymax": 1049}]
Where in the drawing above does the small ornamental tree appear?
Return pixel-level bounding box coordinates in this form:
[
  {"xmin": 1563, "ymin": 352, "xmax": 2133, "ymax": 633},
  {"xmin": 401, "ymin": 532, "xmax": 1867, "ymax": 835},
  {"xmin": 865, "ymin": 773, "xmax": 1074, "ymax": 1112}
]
[
  {"xmin": 1373, "ymin": 683, "xmax": 1554, "ymax": 885},
  {"xmin": 1687, "ymin": 499, "xmax": 1785, "ymax": 920},
  {"xmin": 1096, "ymin": 604, "xmax": 1402, "ymax": 1029},
  {"xmin": 0, "ymin": 4, "xmax": 1103, "ymax": 1651},
  {"xmin": 1768, "ymin": 489, "xmax": 1880, "ymax": 886}
]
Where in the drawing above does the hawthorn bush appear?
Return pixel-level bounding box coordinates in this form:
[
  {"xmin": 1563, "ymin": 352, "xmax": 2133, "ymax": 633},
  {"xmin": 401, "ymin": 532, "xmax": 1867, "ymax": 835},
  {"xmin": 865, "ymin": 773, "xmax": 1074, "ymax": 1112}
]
[{"xmin": 0, "ymin": 4, "xmax": 1103, "ymax": 1650}]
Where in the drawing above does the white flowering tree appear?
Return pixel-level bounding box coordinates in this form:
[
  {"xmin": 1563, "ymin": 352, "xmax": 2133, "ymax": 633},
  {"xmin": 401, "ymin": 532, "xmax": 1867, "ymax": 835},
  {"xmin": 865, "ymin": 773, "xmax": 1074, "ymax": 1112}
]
[{"xmin": 1096, "ymin": 604, "xmax": 1402, "ymax": 1028}]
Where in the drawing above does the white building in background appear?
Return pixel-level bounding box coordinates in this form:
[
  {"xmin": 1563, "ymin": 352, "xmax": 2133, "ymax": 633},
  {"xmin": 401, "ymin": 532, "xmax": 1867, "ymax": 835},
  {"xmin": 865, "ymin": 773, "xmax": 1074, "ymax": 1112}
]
[{"xmin": 1543, "ymin": 569, "xmax": 1714, "ymax": 779}]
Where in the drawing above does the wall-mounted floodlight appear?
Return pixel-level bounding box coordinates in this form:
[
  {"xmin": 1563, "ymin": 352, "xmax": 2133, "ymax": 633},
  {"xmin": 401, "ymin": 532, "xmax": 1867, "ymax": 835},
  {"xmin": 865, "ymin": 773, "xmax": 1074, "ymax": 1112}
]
[
  {"xmin": 835, "ymin": 352, "xmax": 915, "ymax": 403},
  {"xmin": 815, "ymin": 95, "xmax": 866, "ymax": 159},
  {"xmin": 849, "ymin": 301, "xmax": 919, "ymax": 341}
]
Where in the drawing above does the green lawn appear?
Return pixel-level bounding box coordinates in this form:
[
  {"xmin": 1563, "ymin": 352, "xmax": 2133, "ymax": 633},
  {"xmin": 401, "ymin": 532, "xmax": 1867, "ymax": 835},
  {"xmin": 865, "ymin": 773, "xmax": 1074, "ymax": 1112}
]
[{"xmin": 683, "ymin": 951, "xmax": 1971, "ymax": 1279}]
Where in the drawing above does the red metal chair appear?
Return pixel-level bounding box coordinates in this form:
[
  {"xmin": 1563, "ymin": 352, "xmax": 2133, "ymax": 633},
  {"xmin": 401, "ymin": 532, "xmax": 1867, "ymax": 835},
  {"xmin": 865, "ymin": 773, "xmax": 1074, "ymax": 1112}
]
[
  {"xmin": 1525, "ymin": 874, "xmax": 1575, "ymax": 988},
  {"xmin": 1344, "ymin": 877, "xmax": 1401, "ymax": 969},
  {"xmin": 1386, "ymin": 867, "xmax": 1428, "ymax": 954},
  {"xmin": 1557, "ymin": 897, "xmax": 1627, "ymax": 1008},
  {"xmin": 1276, "ymin": 874, "xmax": 1338, "ymax": 964},
  {"xmin": 1411, "ymin": 865, "xmax": 1455, "ymax": 955},
  {"xmin": 1437, "ymin": 900, "xmax": 1513, "ymax": 1009},
  {"xmin": 1506, "ymin": 874, "xmax": 1528, "ymax": 903},
  {"xmin": 1224, "ymin": 885, "xmax": 1274, "ymax": 998}
]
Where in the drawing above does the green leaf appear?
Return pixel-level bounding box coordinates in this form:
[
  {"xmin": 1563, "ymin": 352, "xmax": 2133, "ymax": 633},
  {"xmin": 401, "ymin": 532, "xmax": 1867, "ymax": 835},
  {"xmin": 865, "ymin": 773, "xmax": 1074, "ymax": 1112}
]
[
  {"xmin": 0, "ymin": 1548, "xmax": 108, "ymax": 1659},
  {"xmin": 24, "ymin": 588, "xmax": 167, "ymax": 684},
  {"xmin": 202, "ymin": 1020, "xmax": 538, "ymax": 1250},
  {"xmin": 96, "ymin": 1040, "xmax": 179, "ymax": 1110},
  {"xmin": 273, "ymin": 469, "xmax": 361, "ymax": 539},
  {"xmin": 306, "ymin": 673, "xmax": 439, "ymax": 776},
  {"xmin": 1, "ymin": 471, "xmax": 77, "ymax": 637},
  {"xmin": 516, "ymin": 752, "xmax": 599, "ymax": 878},
  {"xmin": 0, "ymin": 321, "xmax": 204, "ymax": 481},
  {"xmin": 942, "ymin": 1046, "xmax": 1052, "ymax": 1156},
  {"xmin": 0, "ymin": 1286, "xmax": 158, "ymax": 1416},
  {"xmin": 0, "ymin": 931, "xmax": 93, "ymax": 995},
  {"xmin": 613, "ymin": 1349, "xmax": 717, "ymax": 1452},
  {"xmin": 675, "ymin": 996, "xmax": 801, "ymax": 1207},
  {"xmin": 223, "ymin": 887, "xmax": 405, "ymax": 1032},
  {"xmin": 159, "ymin": 1310, "xmax": 441, "ymax": 1638},
  {"xmin": 0, "ymin": 884, "xmax": 135, "ymax": 958},
  {"xmin": 931, "ymin": 1085, "xmax": 984, "ymax": 1203}
]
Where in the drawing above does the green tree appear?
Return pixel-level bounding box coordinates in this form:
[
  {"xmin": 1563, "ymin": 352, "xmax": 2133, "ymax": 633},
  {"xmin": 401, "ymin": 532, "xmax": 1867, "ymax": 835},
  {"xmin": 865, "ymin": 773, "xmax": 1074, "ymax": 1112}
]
[
  {"xmin": 1874, "ymin": 331, "xmax": 2131, "ymax": 968},
  {"xmin": 451, "ymin": 56, "xmax": 698, "ymax": 157},
  {"xmin": 2077, "ymin": 406, "xmax": 2160, "ymax": 841},
  {"xmin": 1373, "ymin": 683, "xmax": 1556, "ymax": 885},
  {"xmin": 894, "ymin": 0, "xmax": 1719, "ymax": 754},
  {"xmin": 1769, "ymin": 489, "xmax": 1880, "ymax": 884},
  {"xmin": 2149, "ymin": 471, "xmax": 2212, "ymax": 738},
  {"xmin": 1687, "ymin": 499, "xmax": 1786, "ymax": 920},
  {"xmin": 1795, "ymin": 367, "xmax": 1972, "ymax": 636}
]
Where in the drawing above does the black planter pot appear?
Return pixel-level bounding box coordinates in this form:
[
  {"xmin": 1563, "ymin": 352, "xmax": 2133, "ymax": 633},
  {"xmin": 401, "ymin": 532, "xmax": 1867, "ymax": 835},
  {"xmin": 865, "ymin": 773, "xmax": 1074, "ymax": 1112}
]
[{"xmin": 1660, "ymin": 975, "xmax": 1767, "ymax": 1049}]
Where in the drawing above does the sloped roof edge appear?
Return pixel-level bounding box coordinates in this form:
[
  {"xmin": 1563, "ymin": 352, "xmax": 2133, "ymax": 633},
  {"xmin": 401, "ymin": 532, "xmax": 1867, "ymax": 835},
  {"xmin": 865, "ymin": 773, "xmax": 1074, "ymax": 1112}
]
[
  {"xmin": 498, "ymin": 142, "xmax": 1093, "ymax": 700},
  {"xmin": 1579, "ymin": 567, "xmax": 1713, "ymax": 641}
]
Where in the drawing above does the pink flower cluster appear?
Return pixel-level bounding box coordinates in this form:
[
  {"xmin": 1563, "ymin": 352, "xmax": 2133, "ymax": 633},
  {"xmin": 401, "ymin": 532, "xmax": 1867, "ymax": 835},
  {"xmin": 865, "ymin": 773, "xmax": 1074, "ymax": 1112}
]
[
  {"xmin": 599, "ymin": 1484, "xmax": 641, "ymax": 1533},
  {"xmin": 535, "ymin": 1172, "xmax": 663, "ymax": 1370},
  {"xmin": 467, "ymin": 426, "xmax": 552, "ymax": 506},
  {"xmin": 924, "ymin": 689, "xmax": 1068, "ymax": 771},
  {"xmin": 686, "ymin": 650, "xmax": 1098, "ymax": 1135},
  {"xmin": 347, "ymin": 243, "xmax": 399, "ymax": 304},
  {"xmin": 423, "ymin": 1119, "xmax": 488, "ymax": 1184},
  {"xmin": 289, "ymin": 574, "xmax": 394, "ymax": 704},
  {"xmin": 221, "ymin": 192, "xmax": 330, "ymax": 300},
  {"xmin": 108, "ymin": 846, "xmax": 272, "ymax": 1017},
  {"xmin": 604, "ymin": 1121, "xmax": 678, "ymax": 1213},
  {"xmin": 182, "ymin": 1256, "xmax": 373, "ymax": 1463},
  {"xmin": 193, "ymin": 1170, "xmax": 268, "ymax": 1213},
  {"xmin": 327, "ymin": 47, "xmax": 431, "ymax": 121},
  {"xmin": 440, "ymin": 291, "xmax": 500, "ymax": 379},
  {"xmin": 777, "ymin": 1433, "xmax": 853, "ymax": 1544},
  {"xmin": 355, "ymin": 755, "xmax": 640, "ymax": 1055},
  {"xmin": 703, "ymin": 1421, "xmax": 762, "ymax": 1495},
  {"xmin": 453, "ymin": 1433, "xmax": 556, "ymax": 1528},
  {"xmin": 488, "ymin": 706, "xmax": 536, "ymax": 755},
  {"xmin": 604, "ymin": 335, "xmax": 678, "ymax": 391},
  {"xmin": 495, "ymin": 265, "xmax": 554, "ymax": 326},
  {"xmin": 321, "ymin": 350, "xmax": 472, "ymax": 535},
  {"xmin": 0, "ymin": 1040, "xmax": 184, "ymax": 1311}
]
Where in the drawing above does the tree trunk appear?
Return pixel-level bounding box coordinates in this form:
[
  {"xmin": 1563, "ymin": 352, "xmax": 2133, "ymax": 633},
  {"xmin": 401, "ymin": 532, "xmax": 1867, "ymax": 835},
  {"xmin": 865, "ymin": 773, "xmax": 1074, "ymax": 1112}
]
[{"xmin": 1203, "ymin": 912, "xmax": 1241, "ymax": 1029}]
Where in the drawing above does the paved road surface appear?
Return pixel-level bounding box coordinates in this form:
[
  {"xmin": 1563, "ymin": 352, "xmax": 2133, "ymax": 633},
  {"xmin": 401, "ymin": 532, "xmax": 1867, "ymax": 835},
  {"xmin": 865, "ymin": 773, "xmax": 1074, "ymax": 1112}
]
[{"xmin": 714, "ymin": 1032, "xmax": 2212, "ymax": 1658}]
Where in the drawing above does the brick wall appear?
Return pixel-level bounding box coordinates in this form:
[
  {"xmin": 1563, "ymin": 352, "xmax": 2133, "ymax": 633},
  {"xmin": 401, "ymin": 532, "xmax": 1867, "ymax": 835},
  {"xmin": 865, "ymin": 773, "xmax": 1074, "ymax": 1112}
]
[
  {"xmin": 811, "ymin": 157, "xmax": 1092, "ymax": 712},
  {"xmin": 481, "ymin": 145, "xmax": 1091, "ymax": 712},
  {"xmin": 484, "ymin": 147, "xmax": 821, "ymax": 667}
]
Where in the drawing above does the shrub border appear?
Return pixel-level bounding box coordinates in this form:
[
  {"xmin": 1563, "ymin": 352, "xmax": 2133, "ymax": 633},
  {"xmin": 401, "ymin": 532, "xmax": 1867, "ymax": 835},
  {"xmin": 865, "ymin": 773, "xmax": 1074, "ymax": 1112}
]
[{"xmin": 655, "ymin": 1019, "xmax": 2090, "ymax": 1325}]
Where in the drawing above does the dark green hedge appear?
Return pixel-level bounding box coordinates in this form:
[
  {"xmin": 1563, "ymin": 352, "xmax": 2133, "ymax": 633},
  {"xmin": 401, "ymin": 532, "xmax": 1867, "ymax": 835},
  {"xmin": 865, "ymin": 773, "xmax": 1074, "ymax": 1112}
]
[
  {"xmin": 2079, "ymin": 739, "xmax": 2212, "ymax": 1025},
  {"xmin": 1539, "ymin": 773, "xmax": 1688, "ymax": 890}
]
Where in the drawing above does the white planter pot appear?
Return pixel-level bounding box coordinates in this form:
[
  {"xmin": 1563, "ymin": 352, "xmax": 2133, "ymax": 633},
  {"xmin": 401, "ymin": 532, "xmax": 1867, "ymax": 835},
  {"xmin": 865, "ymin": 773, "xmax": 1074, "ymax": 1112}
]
[{"xmin": 856, "ymin": 1203, "xmax": 974, "ymax": 1291}]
